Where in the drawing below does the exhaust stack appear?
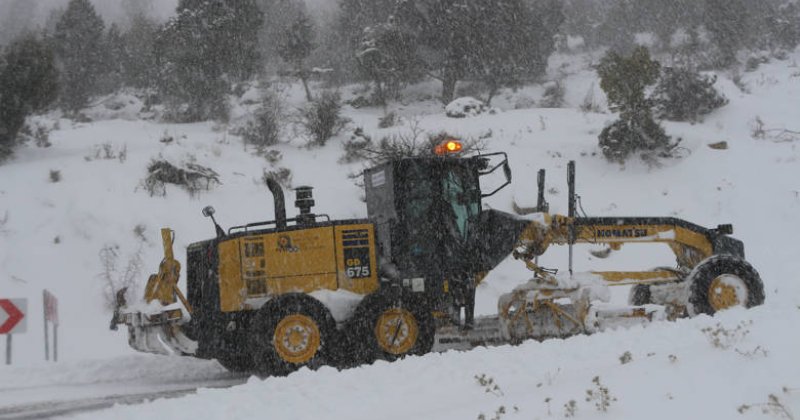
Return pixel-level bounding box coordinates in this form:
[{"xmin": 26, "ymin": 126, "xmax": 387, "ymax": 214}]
[
  {"xmin": 265, "ymin": 178, "xmax": 287, "ymax": 228},
  {"xmin": 536, "ymin": 169, "xmax": 549, "ymax": 213},
  {"xmin": 567, "ymin": 160, "xmax": 576, "ymax": 276}
]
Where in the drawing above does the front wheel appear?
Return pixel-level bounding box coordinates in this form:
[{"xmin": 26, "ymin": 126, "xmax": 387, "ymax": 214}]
[
  {"xmin": 687, "ymin": 255, "xmax": 764, "ymax": 316},
  {"xmin": 348, "ymin": 288, "xmax": 435, "ymax": 364}
]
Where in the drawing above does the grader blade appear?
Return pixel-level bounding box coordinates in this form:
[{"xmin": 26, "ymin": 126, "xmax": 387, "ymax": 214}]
[
  {"xmin": 123, "ymin": 308, "xmax": 197, "ymax": 356},
  {"xmin": 434, "ymin": 317, "xmax": 507, "ymax": 351}
]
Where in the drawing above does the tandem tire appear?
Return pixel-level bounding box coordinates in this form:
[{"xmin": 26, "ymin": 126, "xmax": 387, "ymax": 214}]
[
  {"xmin": 251, "ymin": 294, "xmax": 337, "ymax": 376},
  {"xmin": 627, "ymin": 284, "xmax": 652, "ymax": 306},
  {"xmin": 687, "ymin": 255, "xmax": 765, "ymax": 316},
  {"xmin": 347, "ymin": 287, "xmax": 435, "ymax": 365}
]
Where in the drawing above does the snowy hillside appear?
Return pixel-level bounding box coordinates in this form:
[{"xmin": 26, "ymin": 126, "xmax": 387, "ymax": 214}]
[{"xmin": 1, "ymin": 48, "xmax": 800, "ymax": 419}]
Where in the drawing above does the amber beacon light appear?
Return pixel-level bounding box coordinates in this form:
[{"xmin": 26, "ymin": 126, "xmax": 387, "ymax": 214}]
[{"xmin": 434, "ymin": 139, "xmax": 463, "ymax": 155}]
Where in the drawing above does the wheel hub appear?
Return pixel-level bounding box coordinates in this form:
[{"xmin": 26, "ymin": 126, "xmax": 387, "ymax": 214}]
[
  {"xmin": 375, "ymin": 308, "xmax": 418, "ymax": 355},
  {"xmin": 274, "ymin": 314, "xmax": 321, "ymax": 364},
  {"xmin": 709, "ymin": 274, "xmax": 748, "ymax": 311}
]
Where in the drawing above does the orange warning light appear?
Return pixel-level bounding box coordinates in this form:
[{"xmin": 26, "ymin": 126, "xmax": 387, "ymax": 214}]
[{"xmin": 434, "ymin": 139, "xmax": 463, "ymax": 155}]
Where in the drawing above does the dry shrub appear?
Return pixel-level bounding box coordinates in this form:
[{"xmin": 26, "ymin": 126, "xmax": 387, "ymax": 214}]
[
  {"xmin": 141, "ymin": 158, "xmax": 220, "ymax": 197},
  {"xmin": 300, "ymin": 90, "xmax": 349, "ymax": 146}
]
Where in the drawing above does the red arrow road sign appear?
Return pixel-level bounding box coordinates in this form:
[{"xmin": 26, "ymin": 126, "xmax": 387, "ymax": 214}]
[{"xmin": 0, "ymin": 299, "xmax": 26, "ymax": 334}]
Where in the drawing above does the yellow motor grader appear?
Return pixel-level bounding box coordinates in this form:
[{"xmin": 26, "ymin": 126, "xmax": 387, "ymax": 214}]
[{"xmin": 112, "ymin": 140, "xmax": 764, "ymax": 374}]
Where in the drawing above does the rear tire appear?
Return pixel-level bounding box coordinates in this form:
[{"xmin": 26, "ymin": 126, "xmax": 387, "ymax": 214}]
[
  {"xmin": 347, "ymin": 287, "xmax": 434, "ymax": 364},
  {"xmin": 251, "ymin": 294, "xmax": 337, "ymax": 376},
  {"xmin": 687, "ymin": 255, "xmax": 764, "ymax": 316}
]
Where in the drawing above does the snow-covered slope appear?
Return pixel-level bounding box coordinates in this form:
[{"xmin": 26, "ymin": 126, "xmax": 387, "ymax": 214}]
[{"xmin": 1, "ymin": 51, "xmax": 799, "ymax": 418}]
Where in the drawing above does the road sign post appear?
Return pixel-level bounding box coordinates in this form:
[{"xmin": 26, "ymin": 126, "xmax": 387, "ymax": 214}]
[
  {"xmin": 0, "ymin": 298, "xmax": 27, "ymax": 365},
  {"xmin": 43, "ymin": 290, "xmax": 58, "ymax": 362},
  {"xmin": 44, "ymin": 314, "xmax": 49, "ymax": 361}
]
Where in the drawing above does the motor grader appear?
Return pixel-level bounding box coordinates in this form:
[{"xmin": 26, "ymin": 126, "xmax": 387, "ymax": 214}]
[{"xmin": 112, "ymin": 139, "xmax": 765, "ymax": 374}]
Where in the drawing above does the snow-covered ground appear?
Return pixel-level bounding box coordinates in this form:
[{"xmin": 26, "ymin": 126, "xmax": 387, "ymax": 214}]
[{"xmin": 1, "ymin": 50, "xmax": 799, "ymax": 418}]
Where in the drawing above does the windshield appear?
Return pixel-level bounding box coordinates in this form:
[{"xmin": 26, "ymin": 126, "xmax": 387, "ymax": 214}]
[{"xmin": 442, "ymin": 168, "xmax": 480, "ymax": 241}]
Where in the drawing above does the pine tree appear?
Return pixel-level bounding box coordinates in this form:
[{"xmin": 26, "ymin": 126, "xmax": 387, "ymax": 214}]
[
  {"xmin": 156, "ymin": 0, "xmax": 264, "ymax": 121},
  {"xmin": 178, "ymin": 0, "xmax": 264, "ymax": 81},
  {"xmin": 394, "ymin": 0, "xmax": 471, "ymax": 103},
  {"xmin": 53, "ymin": 0, "xmax": 107, "ymax": 113},
  {"xmin": 395, "ymin": 0, "xmax": 562, "ymax": 104},
  {"xmin": 597, "ymin": 47, "xmax": 671, "ymax": 162},
  {"xmin": 764, "ymin": 1, "xmax": 800, "ymax": 51},
  {"xmin": 103, "ymin": 23, "xmax": 126, "ymax": 92},
  {"xmin": 475, "ymin": 0, "xmax": 563, "ymax": 104},
  {"xmin": 356, "ymin": 20, "xmax": 423, "ymax": 105},
  {"xmin": 652, "ymin": 67, "xmax": 727, "ymax": 122},
  {"xmin": 703, "ymin": 0, "xmax": 748, "ymax": 67},
  {"xmin": 155, "ymin": 7, "xmax": 228, "ymax": 122},
  {"xmin": 598, "ymin": 47, "xmax": 660, "ymax": 119},
  {"xmin": 326, "ymin": 0, "xmax": 397, "ymax": 83},
  {"xmin": 224, "ymin": 1, "xmax": 265, "ymax": 81},
  {"xmin": 336, "ymin": 0, "xmax": 396, "ymax": 58},
  {"xmin": 121, "ymin": 13, "xmax": 158, "ymax": 89},
  {"xmin": 259, "ymin": 0, "xmax": 304, "ymax": 67},
  {"xmin": 277, "ymin": 9, "xmax": 316, "ymax": 102},
  {"xmin": 0, "ymin": 35, "xmax": 59, "ymax": 160}
]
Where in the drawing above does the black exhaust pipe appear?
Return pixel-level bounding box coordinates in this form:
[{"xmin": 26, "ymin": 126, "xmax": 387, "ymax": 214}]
[
  {"xmin": 265, "ymin": 178, "xmax": 287, "ymax": 228},
  {"xmin": 567, "ymin": 160, "xmax": 576, "ymax": 276},
  {"xmin": 537, "ymin": 169, "xmax": 549, "ymax": 213},
  {"xmin": 567, "ymin": 161, "xmax": 576, "ymax": 219}
]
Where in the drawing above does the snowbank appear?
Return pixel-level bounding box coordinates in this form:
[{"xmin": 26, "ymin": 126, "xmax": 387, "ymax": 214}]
[{"xmin": 76, "ymin": 307, "xmax": 800, "ymax": 420}]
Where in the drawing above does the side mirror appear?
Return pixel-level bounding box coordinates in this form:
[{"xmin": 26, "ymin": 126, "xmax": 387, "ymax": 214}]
[
  {"xmin": 202, "ymin": 206, "xmax": 215, "ymax": 217},
  {"xmin": 502, "ymin": 161, "xmax": 512, "ymax": 183},
  {"xmin": 478, "ymin": 152, "xmax": 513, "ymax": 198}
]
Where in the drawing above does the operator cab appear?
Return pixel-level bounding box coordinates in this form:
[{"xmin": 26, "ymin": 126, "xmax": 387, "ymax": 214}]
[{"xmin": 364, "ymin": 142, "xmax": 521, "ymax": 322}]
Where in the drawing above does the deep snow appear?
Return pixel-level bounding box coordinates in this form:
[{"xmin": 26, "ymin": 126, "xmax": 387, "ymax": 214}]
[{"xmin": 1, "ymin": 49, "xmax": 799, "ymax": 418}]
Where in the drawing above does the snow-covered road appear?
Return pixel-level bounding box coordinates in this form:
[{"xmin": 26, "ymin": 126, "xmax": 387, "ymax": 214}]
[
  {"xmin": 2, "ymin": 387, "xmax": 200, "ymax": 419},
  {"xmin": 0, "ymin": 356, "xmax": 244, "ymax": 419}
]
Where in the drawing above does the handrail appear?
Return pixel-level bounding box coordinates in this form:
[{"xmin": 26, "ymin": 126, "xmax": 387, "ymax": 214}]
[{"xmin": 228, "ymin": 214, "xmax": 332, "ymax": 234}]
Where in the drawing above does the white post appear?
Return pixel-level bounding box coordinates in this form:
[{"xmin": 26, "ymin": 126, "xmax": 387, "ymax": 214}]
[
  {"xmin": 43, "ymin": 313, "xmax": 49, "ymax": 361},
  {"xmin": 53, "ymin": 324, "xmax": 58, "ymax": 362},
  {"xmin": 5, "ymin": 334, "xmax": 11, "ymax": 365}
]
